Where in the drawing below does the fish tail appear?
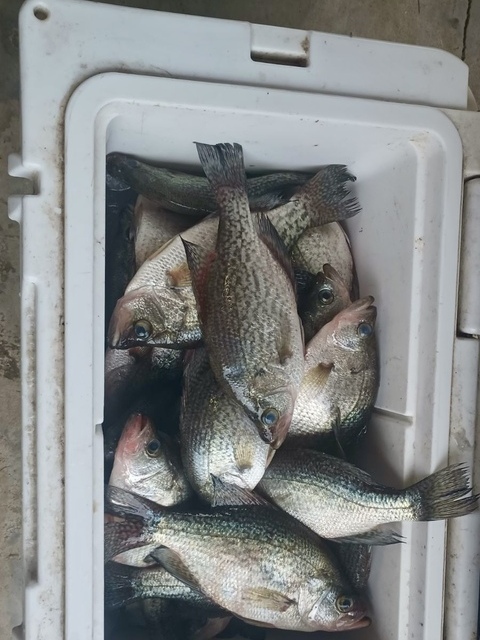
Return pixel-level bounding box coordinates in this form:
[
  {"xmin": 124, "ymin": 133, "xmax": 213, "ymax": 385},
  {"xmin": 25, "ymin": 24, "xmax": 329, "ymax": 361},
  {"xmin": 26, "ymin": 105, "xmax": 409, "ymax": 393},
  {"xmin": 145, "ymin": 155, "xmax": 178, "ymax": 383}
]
[
  {"xmin": 297, "ymin": 165, "xmax": 361, "ymax": 225},
  {"xmin": 106, "ymin": 484, "xmax": 160, "ymax": 522},
  {"xmin": 195, "ymin": 142, "xmax": 246, "ymax": 193},
  {"xmin": 105, "ymin": 562, "xmax": 139, "ymax": 609},
  {"xmin": 104, "ymin": 520, "xmax": 147, "ymax": 563},
  {"xmin": 410, "ymin": 464, "xmax": 479, "ymax": 520}
]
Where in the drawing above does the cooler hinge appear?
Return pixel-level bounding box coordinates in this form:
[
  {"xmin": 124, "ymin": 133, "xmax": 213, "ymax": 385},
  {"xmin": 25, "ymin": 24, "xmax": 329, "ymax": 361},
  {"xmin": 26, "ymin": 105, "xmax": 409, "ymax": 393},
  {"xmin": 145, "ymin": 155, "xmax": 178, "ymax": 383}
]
[{"xmin": 442, "ymin": 110, "xmax": 480, "ymax": 338}]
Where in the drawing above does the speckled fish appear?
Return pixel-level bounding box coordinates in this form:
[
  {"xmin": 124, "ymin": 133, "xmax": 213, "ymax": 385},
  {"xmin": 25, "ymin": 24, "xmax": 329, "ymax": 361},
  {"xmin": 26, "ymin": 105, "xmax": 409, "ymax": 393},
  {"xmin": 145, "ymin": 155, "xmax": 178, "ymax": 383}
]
[
  {"xmin": 103, "ymin": 346, "xmax": 183, "ymax": 472},
  {"xmin": 286, "ymin": 296, "xmax": 378, "ymax": 449},
  {"xmin": 180, "ymin": 348, "xmax": 273, "ymax": 503},
  {"xmin": 331, "ymin": 542, "xmax": 372, "ymax": 592},
  {"xmin": 184, "ymin": 143, "xmax": 307, "ymax": 448},
  {"xmin": 108, "ymin": 156, "xmax": 360, "ymax": 351},
  {"xmin": 105, "ymin": 485, "xmax": 370, "ymax": 632},
  {"xmin": 105, "ymin": 562, "xmax": 229, "ymax": 640},
  {"xmin": 107, "ymin": 151, "xmax": 314, "ymax": 216},
  {"xmin": 259, "ymin": 448, "xmax": 478, "ymax": 544},
  {"xmin": 133, "ymin": 195, "xmax": 193, "ymax": 269},
  {"xmin": 290, "ymin": 222, "xmax": 358, "ymax": 299},
  {"xmin": 298, "ymin": 264, "xmax": 352, "ymax": 343},
  {"xmin": 109, "ymin": 413, "xmax": 192, "ymax": 507}
]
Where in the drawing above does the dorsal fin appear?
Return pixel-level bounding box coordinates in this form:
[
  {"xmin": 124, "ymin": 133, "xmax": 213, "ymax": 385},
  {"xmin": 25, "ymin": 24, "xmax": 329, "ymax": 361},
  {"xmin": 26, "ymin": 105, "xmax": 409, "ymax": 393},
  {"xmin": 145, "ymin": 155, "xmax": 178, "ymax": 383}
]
[
  {"xmin": 181, "ymin": 238, "xmax": 216, "ymax": 321},
  {"xmin": 254, "ymin": 213, "xmax": 296, "ymax": 292}
]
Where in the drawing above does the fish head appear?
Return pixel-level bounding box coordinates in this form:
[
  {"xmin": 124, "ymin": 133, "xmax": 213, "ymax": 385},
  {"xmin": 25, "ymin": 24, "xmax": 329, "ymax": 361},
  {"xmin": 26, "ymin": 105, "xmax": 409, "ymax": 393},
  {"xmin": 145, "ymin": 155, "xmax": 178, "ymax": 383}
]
[
  {"xmin": 328, "ymin": 296, "xmax": 377, "ymax": 352},
  {"xmin": 248, "ymin": 385, "xmax": 296, "ymax": 449},
  {"xmin": 108, "ymin": 285, "xmax": 201, "ymax": 349},
  {"xmin": 302, "ymin": 264, "xmax": 352, "ymax": 338},
  {"xmin": 109, "ymin": 413, "xmax": 190, "ymax": 506},
  {"xmin": 298, "ymin": 580, "xmax": 370, "ymax": 631}
]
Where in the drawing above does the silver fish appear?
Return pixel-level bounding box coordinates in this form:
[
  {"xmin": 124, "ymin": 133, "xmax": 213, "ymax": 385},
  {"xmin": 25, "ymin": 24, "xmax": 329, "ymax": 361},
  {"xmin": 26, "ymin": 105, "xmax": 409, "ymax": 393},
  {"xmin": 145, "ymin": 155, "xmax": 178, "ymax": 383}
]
[
  {"xmin": 105, "ymin": 485, "xmax": 370, "ymax": 633},
  {"xmin": 286, "ymin": 296, "xmax": 378, "ymax": 449},
  {"xmin": 291, "ymin": 222, "xmax": 357, "ymax": 298},
  {"xmin": 107, "ymin": 151, "xmax": 313, "ymax": 215},
  {"xmin": 133, "ymin": 195, "xmax": 193, "ymax": 269},
  {"xmin": 298, "ymin": 264, "xmax": 352, "ymax": 343},
  {"xmin": 259, "ymin": 448, "xmax": 478, "ymax": 543},
  {"xmin": 109, "ymin": 413, "xmax": 192, "ymax": 507},
  {"xmin": 108, "ymin": 158, "xmax": 360, "ymax": 352},
  {"xmin": 180, "ymin": 348, "xmax": 273, "ymax": 503},
  {"xmin": 184, "ymin": 143, "xmax": 304, "ymax": 448}
]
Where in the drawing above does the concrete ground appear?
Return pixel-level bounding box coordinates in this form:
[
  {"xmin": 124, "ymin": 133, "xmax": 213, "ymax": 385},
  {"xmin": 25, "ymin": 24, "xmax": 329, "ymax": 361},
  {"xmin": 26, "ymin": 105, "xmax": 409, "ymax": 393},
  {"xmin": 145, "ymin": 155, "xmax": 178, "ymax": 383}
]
[{"xmin": 0, "ymin": 0, "xmax": 478, "ymax": 637}]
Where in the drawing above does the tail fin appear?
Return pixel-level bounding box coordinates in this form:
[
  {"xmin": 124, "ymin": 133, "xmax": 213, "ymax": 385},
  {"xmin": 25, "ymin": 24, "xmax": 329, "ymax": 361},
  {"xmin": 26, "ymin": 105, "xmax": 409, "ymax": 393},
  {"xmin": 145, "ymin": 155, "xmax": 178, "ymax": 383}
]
[
  {"xmin": 105, "ymin": 485, "xmax": 160, "ymax": 523},
  {"xmin": 411, "ymin": 464, "xmax": 479, "ymax": 520},
  {"xmin": 195, "ymin": 142, "xmax": 246, "ymax": 192},
  {"xmin": 104, "ymin": 520, "xmax": 146, "ymax": 564},
  {"xmin": 105, "ymin": 562, "xmax": 139, "ymax": 609},
  {"xmin": 294, "ymin": 165, "xmax": 360, "ymax": 226}
]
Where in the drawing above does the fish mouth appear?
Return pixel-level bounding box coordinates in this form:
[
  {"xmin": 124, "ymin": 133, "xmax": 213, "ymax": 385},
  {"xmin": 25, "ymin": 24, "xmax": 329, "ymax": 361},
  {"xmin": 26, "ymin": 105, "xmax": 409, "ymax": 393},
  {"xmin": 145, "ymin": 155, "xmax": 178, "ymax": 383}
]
[
  {"xmin": 120, "ymin": 413, "xmax": 151, "ymax": 453},
  {"xmin": 335, "ymin": 614, "xmax": 371, "ymax": 630}
]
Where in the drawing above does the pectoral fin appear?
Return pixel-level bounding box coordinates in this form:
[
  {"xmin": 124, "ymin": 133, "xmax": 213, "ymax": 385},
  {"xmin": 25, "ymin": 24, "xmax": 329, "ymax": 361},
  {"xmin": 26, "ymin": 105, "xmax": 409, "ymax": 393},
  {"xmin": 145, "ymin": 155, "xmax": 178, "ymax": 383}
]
[
  {"xmin": 243, "ymin": 587, "xmax": 296, "ymax": 612},
  {"xmin": 149, "ymin": 546, "xmax": 202, "ymax": 592}
]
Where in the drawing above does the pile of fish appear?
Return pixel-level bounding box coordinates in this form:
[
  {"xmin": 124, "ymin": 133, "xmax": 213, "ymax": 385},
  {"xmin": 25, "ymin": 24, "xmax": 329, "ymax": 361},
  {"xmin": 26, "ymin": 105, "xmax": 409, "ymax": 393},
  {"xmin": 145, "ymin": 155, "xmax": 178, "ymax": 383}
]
[{"xmin": 104, "ymin": 143, "xmax": 478, "ymax": 640}]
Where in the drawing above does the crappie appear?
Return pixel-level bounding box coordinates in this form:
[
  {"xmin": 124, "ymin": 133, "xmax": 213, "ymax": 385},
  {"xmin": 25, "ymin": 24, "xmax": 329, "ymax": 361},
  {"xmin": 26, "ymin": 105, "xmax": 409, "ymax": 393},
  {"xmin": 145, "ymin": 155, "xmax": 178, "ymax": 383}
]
[
  {"xmin": 180, "ymin": 348, "xmax": 273, "ymax": 503},
  {"xmin": 107, "ymin": 151, "xmax": 313, "ymax": 216},
  {"xmin": 259, "ymin": 449, "xmax": 478, "ymax": 543},
  {"xmin": 108, "ymin": 158, "xmax": 360, "ymax": 351},
  {"xmin": 105, "ymin": 563, "xmax": 228, "ymax": 640},
  {"xmin": 184, "ymin": 143, "xmax": 305, "ymax": 448},
  {"xmin": 298, "ymin": 264, "xmax": 352, "ymax": 343},
  {"xmin": 109, "ymin": 413, "xmax": 192, "ymax": 507},
  {"xmin": 133, "ymin": 195, "xmax": 193, "ymax": 269},
  {"xmin": 105, "ymin": 485, "xmax": 370, "ymax": 632},
  {"xmin": 286, "ymin": 296, "xmax": 379, "ymax": 449},
  {"xmin": 291, "ymin": 222, "xmax": 357, "ymax": 298},
  {"xmin": 103, "ymin": 346, "xmax": 183, "ymax": 471},
  {"xmin": 332, "ymin": 542, "xmax": 372, "ymax": 592}
]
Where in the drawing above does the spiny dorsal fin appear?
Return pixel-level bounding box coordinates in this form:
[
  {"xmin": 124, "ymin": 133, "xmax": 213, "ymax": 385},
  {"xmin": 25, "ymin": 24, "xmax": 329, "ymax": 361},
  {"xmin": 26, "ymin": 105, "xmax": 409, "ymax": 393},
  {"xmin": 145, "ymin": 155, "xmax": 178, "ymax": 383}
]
[{"xmin": 255, "ymin": 213, "xmax": 296, "ymax": 292}]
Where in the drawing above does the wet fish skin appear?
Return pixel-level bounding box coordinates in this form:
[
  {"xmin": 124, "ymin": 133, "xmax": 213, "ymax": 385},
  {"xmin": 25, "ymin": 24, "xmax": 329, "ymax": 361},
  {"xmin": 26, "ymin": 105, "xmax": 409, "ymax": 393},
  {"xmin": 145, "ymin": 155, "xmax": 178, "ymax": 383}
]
[
  {"xmin": 331, "ymin": 542, "xmax": 372, "ymax": 592},
  {"xmin": 298, "ymin": 264, "xmax": 352, "ymax": 343},
  {"xmin": 134, "ymin": 195, "xmax": 193, "ymax": 269},
  {"xmin": 105, "ymin": 486, "xmax": 369, "ymax": 632},
  {"xmin": 107, "ymin": 151, "xmax": 314, "ymax": 216},
  {"xmin": 109, "ymin": 413, "xmax": 192, "ymax": 507},
  {"xmin": 290, "ymin": 223, "xmax": 357, "ymax": 298},
  {"xmin": 106, "ymin": 562, "xmax": 228, "ymax": 640},
  {"xmin": 108, "ymin": 159, "xmax": 360, "ymax": 352},
  {"xmin": 103, "ymin": 347, "xmax": 182, "ymax": 478},
  {"xmin": 286, "ymin": 296, "xmax": 378, "ymax": 449},
  {"xmin": 180, "ymin": 348, "xmax": 273, "ymax": 504},
  {"xmin": 185, "ymin": 142, "xmax": 305, "ymax": 448},
  {"xmin": 259, "ymin": 448, "xmax": 478, "ymax": 541}
]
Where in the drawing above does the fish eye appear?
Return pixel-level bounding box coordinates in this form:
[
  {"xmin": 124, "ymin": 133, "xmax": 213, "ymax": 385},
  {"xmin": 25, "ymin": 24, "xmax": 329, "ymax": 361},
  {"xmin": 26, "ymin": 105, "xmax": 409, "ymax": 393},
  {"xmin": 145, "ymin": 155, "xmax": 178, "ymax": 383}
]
[
  {"xmin": 336, "ymin": 595, "xmax": 354, "ymax": 613},
  {"xmin": 134, "ymin": 319, "xmax": 152, "ymax": 341},
  {"xmin": 261, "ymin": 408, "xmax": 279, "ymax": 426},
  {"xmin": 317, "ymin": 286, "xmax": 334, "ymax": 305},
  {"xmin": 146, "ymin": 439, "xmax": 161, "ymax": 458},
  {"xmin": 357, "ymin": 322, "xmax": 373, "ymax": 338}
]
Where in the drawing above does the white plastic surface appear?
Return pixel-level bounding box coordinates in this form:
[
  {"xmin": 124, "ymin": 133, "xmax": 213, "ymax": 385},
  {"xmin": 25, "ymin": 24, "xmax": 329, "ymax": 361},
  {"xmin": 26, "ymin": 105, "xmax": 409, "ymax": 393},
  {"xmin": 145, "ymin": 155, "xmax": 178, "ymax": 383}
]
[
  {"xmin": 61, "ymin": 72, "xmax": 465, "ymax": 640},
  {"xmin": 12, "ymin": 1, "xmax": 479, "ymax": 639}
]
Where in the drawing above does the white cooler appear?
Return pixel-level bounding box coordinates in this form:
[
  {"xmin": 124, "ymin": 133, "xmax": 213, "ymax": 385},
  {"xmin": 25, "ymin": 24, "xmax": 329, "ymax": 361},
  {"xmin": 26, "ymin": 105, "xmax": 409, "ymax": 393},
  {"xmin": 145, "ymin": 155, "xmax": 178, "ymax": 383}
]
[{"xmin": 9, "ymin": 0, "xmax": 480, "ymax": 639}]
